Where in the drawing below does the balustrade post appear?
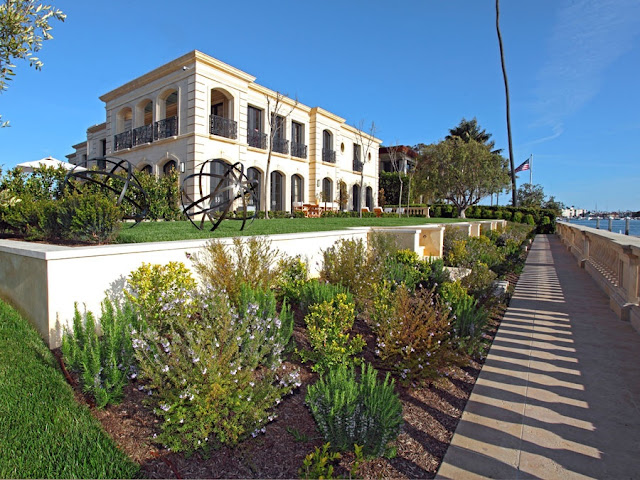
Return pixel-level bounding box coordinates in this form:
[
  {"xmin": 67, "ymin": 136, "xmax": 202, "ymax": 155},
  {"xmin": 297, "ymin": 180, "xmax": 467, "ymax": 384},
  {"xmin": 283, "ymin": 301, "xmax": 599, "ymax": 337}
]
[
  {"xmin": 580, "ymin": 232, "xmax": 590, "ymax": 269},
  {"xmin": 622, "ymin": 246, "xmax": 640, "ymax": 306}
]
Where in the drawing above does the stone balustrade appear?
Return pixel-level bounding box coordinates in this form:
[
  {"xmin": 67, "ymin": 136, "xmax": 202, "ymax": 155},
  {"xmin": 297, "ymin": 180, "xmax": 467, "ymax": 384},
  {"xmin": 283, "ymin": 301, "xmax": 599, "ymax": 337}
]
[{"xmin": 557, "ymin": 221, "xmax": 640, "ymax": 333}]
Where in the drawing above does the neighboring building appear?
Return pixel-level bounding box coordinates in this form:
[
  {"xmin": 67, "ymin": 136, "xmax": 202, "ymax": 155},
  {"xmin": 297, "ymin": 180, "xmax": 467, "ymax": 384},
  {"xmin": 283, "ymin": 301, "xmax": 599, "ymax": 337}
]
[
  {"xmin": 379, "ymin": 145, "xmax": 417, "ymax": 174},
  {"xmin": 67, "ymin": 50, "xmax": 382, "ymax": 213},
  {"xmin": 561, "ymin": 207, "xmax": 586, "ymax": 218}
]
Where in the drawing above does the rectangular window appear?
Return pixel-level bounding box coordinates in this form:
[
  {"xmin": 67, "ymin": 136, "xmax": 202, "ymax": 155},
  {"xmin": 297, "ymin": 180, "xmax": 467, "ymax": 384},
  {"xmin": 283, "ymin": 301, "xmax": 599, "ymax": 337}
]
[
  {"xmin": 272, "ymin": 114, "xmax": 285, "ymax": 140},
  {"xmin": 291, "ymin": 121, "xmax": 304, "ymax": 144},
  {"xmin": 101, "ymin": 139, "xmax": 107, "ymax": 156},
  {"xmin": 248, "ymin": 106, "xmax": 263, "ymax": 133},
  {"xmin": 353, "ymin": 143, "xmax": 362, "ymax": 171}
]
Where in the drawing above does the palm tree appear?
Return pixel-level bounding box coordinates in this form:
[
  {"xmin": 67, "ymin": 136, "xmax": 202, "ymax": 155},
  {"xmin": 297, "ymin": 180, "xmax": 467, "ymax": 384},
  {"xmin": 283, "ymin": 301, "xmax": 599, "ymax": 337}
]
[{"xmin": 496, "ymin": 0, "xmax": 517, "ymax": 207}]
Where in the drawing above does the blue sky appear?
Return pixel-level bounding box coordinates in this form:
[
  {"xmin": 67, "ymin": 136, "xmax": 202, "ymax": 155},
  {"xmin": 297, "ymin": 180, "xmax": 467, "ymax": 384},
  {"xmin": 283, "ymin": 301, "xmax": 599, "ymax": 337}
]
[{"xmin": 1, "ymin": 0, "xmax": 639, "ymax": 211}]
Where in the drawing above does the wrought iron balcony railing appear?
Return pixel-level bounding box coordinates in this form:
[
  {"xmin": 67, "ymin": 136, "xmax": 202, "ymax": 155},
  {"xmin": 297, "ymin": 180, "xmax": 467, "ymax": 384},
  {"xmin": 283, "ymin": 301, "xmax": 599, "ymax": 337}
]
[
  {"xmin": 113, "ymin": 130, "xmax": 132, "ymax": 151},
  {"xmin": 322, "ymin": 148, "xmax": 336, "ymax": 163},
  {"xmin": 248, "ymin": 130, "xmax": 267, "ymax": 149},
  {"xmin": 272, "ymin": 137, "xmax": 289, "ymax": 155},
  {"xmin": 132, "ymin": 124, "xmax": 154, "ymax": 146},
  {"xmin": 210, "ymin": 114, "xmax": 237, "ymax": 139},
  {"xmin": 353, "ymin": 159, "xmax": 363, "ymax": 172},
  {"xmin": 154, "ymin": 116, "xmax": 178, "ymax": 140},
  {"xmin": 291, "ymin": 142, "xmax": 307, "ymax": 159}
]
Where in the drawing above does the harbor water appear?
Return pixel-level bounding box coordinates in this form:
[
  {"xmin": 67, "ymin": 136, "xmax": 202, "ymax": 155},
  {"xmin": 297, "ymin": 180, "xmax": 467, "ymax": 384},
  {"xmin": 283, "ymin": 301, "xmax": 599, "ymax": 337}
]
[{"xmin": 564, "ymin": 218, "xmax": 640, "ymax": 237}]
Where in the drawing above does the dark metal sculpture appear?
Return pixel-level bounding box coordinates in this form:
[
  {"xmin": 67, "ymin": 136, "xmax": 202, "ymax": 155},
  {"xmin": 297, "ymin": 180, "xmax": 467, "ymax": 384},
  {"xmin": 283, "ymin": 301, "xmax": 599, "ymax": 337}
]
[
  {"xmin": 181, "ymin": 159, "xmax": 259, "ymax": 232},
  {"xmin": 63, "ymin": 156, "xmax": 149, "ymax": 225}
]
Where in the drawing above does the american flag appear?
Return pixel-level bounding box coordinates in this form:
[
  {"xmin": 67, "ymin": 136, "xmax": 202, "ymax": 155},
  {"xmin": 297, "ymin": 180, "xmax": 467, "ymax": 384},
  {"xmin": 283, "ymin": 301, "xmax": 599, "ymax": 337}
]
[{"xmin": 514, "ymin": 158, "xmax": 530, "ymax": 173}]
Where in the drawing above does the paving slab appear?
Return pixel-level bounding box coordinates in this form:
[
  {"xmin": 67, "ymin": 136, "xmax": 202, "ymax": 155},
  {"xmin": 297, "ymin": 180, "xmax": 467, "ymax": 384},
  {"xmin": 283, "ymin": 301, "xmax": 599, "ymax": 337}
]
[{"xmin": 437, "ymin": 234, "xmax": 640, "ymax": 480}]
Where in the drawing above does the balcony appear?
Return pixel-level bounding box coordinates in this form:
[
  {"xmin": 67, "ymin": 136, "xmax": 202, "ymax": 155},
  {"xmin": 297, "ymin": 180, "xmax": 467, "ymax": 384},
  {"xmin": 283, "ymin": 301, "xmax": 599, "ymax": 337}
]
[
  {"xmin": 353, "ymin": 159, "xmax": 363, "ymax": 172},
  {"xmin": 154, "ymin": 115, "xmax": 178, "ymax": 140},
  {"xmin": 132, "ymin": 124, "xmax": 153, "ymax": 146},
  {"xmin": 114, "ymin": 130, "xmax": 132, "ymax": 151},
  {"xmin": 248, "ymin": 130, "xmax": 267, "ymax": 149},
  {"xmin": 272, "ymin": 137, "xmax": 289, "ymax": 155},
  {"xmin": 113, "ymin": 116, "xmax": 179, "ymax": 152},
  {"xmin": 291, "ymin": 142, "xmax": 307, "ymax": 159},
  {"xmin": 210, "ymin": 114, "xmax": 237, "ymax": 139},
  {"xmin": 322, "ymin": 148, "xmax": 336, "ymax": 163}
]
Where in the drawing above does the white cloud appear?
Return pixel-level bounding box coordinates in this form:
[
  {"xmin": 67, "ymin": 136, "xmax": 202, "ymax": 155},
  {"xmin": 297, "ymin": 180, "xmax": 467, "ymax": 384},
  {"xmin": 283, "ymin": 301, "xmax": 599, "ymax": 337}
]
[{"xmin": 533, "ymin": 0, "xmax": 640, "ymax": 129}]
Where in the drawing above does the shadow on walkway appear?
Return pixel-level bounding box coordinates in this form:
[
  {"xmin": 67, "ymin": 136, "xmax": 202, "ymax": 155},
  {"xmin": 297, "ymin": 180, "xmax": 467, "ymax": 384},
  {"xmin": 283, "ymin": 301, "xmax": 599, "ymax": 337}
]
[{"xmin": 437, "ymin": 234, "xmax": 640, "ymax": 479}]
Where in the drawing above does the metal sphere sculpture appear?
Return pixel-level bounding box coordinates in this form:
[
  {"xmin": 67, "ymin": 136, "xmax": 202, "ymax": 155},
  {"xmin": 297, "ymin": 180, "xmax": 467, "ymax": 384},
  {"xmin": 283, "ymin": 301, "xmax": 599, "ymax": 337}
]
[
  {"xmin": 181, "ymin": 159, "xmax": 259, "ymax": 232},
  {"xmin": 63, "ymin": 156, "xmax": 149, "ymax": 225}
]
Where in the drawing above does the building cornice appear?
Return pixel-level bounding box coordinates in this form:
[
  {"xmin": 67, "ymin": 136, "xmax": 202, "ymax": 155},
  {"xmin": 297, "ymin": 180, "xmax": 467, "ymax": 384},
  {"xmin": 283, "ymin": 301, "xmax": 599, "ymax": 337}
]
[
  {"xmin": 72, "ymin": 141, "xmax": 87, "ymax": 149},
  {"xmin": 248, "ymin": 83, "xmax": 311, "ymax": 113},
  {"xmin": 87, "ymin": 123, "xmax": 106, "ymax": 134},
  {"xmin": 99, "ymin": 50, "xmax": 256, "ymax": 103},
  {"xmin": 310, "ymin": 107, "xmax": 345, "ymax": 124},
  {"xmin": 343, "ymin": 124, "xmax": 383, "ymax": 144}
]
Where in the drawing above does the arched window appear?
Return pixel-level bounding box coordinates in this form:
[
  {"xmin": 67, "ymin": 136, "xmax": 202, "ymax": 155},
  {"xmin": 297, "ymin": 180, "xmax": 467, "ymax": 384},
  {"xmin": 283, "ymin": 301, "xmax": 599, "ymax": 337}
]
[
  {"xmin": 140, "ymin": 164, "xmax": 152, "ymax": 175},
  {"xmin": 270, "ymin": 171, "xmax": 284, "ymax": 211},
  {"xmin": 322, "ymin": 177, "xmax": 333, "ymax": 203},
  {"xmin": 133, "ymin": 100, "xmax": 154, "ymax": 146},
  {"xmin": 114, "ymin": 107, "xmax": 133, "ymax": 151},
  {"xmin": 210, "ymin": 88, "xmax": 237, "ymax": 139},
  {"xmin": 163, "ymin": 160, "xmax": 177, "ymax": 176},
  {"xmin": 366, "ymin": 186, "xmax": 373, "ymax": 210},
  {"xmin": 156, "ymin": 89, "xmax": 179, "ymax": 139},
  {"xmin": 352, "ymin": 184, "xmax": 361, "ymax": 212},
  {"xmin": 165, "ymin": 91, "xmax": 178, "ymax": 119},
  {"xmin": 291, "ymin": 174, "xmax": 304, "ymax": 206},
  {"xmin": 247, "ymin": 167, "xmax": 262, "ymax": 209}
]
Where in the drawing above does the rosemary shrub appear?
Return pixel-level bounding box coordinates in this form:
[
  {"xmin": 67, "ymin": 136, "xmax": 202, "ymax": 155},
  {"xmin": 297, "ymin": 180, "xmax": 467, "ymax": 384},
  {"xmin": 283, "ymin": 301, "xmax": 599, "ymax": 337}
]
[{"xmin": 306, "ymin": 363, "xmax": 403, "ymax": 457}]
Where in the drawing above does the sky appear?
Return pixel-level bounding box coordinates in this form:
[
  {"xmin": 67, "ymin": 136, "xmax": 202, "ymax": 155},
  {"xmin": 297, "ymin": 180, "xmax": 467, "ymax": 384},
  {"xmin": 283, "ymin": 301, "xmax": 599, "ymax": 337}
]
[{"xmin": 1, "ymin": 0, "xmax": 639, "ymax": 212}]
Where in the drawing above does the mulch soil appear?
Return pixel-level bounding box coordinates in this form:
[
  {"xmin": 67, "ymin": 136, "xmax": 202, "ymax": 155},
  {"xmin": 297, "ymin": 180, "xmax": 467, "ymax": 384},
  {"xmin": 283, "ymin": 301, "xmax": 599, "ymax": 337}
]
[{"xmin": 54, "ymin": 270, "xmax": 520, "ymax": 479}]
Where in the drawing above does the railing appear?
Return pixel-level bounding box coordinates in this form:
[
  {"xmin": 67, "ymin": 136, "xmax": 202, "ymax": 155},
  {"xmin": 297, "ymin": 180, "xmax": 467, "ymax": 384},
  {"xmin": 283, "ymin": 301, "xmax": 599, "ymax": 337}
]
[
  {"xmin": 154, "ymin": 115, "xmax": 178, "ymax": 140},
  {"xmin": 557, "ymin": 221, "xmax": 640, "ymax": 325},
  {"xmin": 272, "ymin": 137, "xmax": 289, "ymax": 155},
  {"xmin": 132, "ymin": 124, "xmax": 153, "ymax": 146},
  {"xmin": 209, "ymin": 114, "xmax": 237, "ymax": 139},
  {"xmin": 113, "ymin": 130, "xmax": 132, "ymax": 151},
  {"xmin": 353, "ymin": 159, "xmax": 363, "ymax": 172},
  {"xmin": 248, "ymin": 131, "xmax": 267, "ymax": 149},
  {"xmin": 322, "ymin": 148, "xmax": 336, "ymax": 163},
  {"xmin": 291, "ymin": 142, "xmax": 307, "ymax": 159}
]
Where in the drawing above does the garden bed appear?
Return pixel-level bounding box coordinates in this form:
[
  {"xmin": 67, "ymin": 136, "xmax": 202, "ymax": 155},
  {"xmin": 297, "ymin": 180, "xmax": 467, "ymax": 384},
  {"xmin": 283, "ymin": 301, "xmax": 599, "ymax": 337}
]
[{"xmin": 58, "ymin": 281, "xmax": 515, "ymax": 479}]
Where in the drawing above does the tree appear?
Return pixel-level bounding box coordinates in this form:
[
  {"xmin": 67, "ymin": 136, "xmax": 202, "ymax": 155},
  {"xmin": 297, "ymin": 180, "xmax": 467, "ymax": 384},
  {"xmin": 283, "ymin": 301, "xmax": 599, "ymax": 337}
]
[
  {"xmin": 495, "ymin": 0, "xmax": 517, "ymax": 206},
  {"xmin": 446, "ymin": 117, "xmax": 500, "ymax": 153},
  {"xmin": 385, "ymin": 144, "xmax": 404, "ymax": 215},
  {"xmin": 415, "ymin": 137, "xmax": 510, "ymax": 218},
  {"xmin": 516, "ymin": 183, "xmax": 545, "ymax": 208},
  {"xmin": 543, "ymin": 195, "xmax": 565, "ymax": 215},
  {"xmin": 262, "ymin": 91, "xmax": 297, "ymax": 219},
  {"xmin": 351, "ymin": 121, "xmax": 377, "ymax": 218},
  {"xmin": 0, "ymin": 0, "xmax": 65, "ymax": 127}
]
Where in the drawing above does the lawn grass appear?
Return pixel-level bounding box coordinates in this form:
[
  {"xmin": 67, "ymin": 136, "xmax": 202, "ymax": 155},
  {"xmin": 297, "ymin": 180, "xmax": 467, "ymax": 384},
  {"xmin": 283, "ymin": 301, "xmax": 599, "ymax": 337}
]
[
  {"xmin": 0, "ymin": 300, "xmax": 139, "ymax": 479},
  {"xmin": 116, "ymin": 216, "xmax": 464, "ymax": 243}
]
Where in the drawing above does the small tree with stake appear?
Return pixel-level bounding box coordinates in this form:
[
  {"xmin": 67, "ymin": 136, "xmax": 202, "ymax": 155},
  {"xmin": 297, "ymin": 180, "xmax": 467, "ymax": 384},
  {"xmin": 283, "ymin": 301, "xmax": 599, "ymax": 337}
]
[{"xmin": 351, "ymin": 121, "xmax": 377, "ymax": 218}]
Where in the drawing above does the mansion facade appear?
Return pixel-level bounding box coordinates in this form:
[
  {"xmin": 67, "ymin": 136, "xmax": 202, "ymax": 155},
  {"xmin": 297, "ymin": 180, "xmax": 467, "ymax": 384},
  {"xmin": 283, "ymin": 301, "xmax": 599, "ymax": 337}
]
[{"xmin": 67, "ymin": 50, "xmax": 381, "ymax": 213}]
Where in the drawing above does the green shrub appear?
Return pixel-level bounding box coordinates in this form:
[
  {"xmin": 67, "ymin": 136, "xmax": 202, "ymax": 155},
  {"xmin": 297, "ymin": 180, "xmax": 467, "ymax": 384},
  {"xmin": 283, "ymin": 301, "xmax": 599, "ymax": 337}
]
[
  {"xmin": 369, "ymin": 285, "xmax": 453, "ymax": 382},
  {"xmin": 523, "ymin": 213, "xmax": 535, "ymax": 225},
  {"xmin": 193, "ymin": 237, "xmax": 283, "ymax": 307},
  {"xmin": 299, "ymin": 443, "xmax": 342, "ymax": 479},
  {"xmin": 297, "ymin": 279, "xmax": 353, "ymax": 315},
  {"xmin": 61, "ymin": 299, "xmax": 138, "ymax": 408},
  {"xmin": 56, "ymin": 192, "xmax": 122, "ymax": 244},
  {"xmin": 300, "ymin": 293, "xmax": 365, "ymax": 374},
  {"xmin": 276, "ymin": 256, "xmax": 308, "ymax": 303},
  {"xmin": 440, "ymin": 281, "xmax": 487, "ymax": 338},
  {"xmin": 461, "ymin": 262, "xmax": 497, "ymax": 302},
  {"xmin": 512, "ymin": 211, "xmax": 523, "ymax": 223},
  {"xmin": 126, "ymin": 262, "xmax": 197, "ymax": 333},
  {"xmin": 131, "ymin": 286, "xmax": 299, "ymax": 453},
  {"xmin": 306, "ymin": 363, "xmax": 403, "ymax": 457}
]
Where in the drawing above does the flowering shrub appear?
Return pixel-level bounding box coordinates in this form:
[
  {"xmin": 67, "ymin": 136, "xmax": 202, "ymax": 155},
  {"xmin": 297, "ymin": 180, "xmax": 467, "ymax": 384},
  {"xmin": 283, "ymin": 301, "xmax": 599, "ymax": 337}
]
[
  {"xmin": 128, "ymin": 262, "xmax": 298, "ymax": 452},
  {"xmin": 306, "ymin": 363, "xmax": 403, "ymax": 457},
  {"xmin": 440, "ymin": 281, "xmax": 487, "ymax": 338},
  {"xmin": 369, "ymin": 285, "xmax": 453, "ymax": 382},
  {"xmin": 61, "ymin": 299, "xmax": 137, "ymax": 408},
  {"xmin": 461, "ymin": 261, "xmax": 497, "ymax": 302},
  {"xmin": 300, "ymin": 293, "xmax": 364, "ymax": 374},
  {"xmin": 275, "ymin": 255, "xmax": 308, "ymax": 303}
]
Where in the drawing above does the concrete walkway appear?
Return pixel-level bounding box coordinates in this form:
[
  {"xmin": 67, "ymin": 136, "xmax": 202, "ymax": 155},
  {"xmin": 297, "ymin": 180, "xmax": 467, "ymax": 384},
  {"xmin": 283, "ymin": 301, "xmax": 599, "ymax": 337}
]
[{"xmin": 437, "ymin": 234, "xmax": 640, "ymax": 479}]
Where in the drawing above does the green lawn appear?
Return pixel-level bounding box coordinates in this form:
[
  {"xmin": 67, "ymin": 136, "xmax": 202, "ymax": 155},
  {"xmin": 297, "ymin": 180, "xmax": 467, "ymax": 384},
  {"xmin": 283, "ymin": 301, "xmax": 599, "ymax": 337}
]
[
  {"xmin": 116, "ymin": 216, "xmax": 464, "ymax": 243},
  {"xmin": 0, "ymin": 300, "xmax": 139, "ymax": 479}
]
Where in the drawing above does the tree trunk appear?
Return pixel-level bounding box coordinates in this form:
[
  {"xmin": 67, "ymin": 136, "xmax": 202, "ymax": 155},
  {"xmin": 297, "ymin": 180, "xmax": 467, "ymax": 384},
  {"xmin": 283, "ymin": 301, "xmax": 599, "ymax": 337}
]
[
  {"xmin": 359, "ymin": 171, "xmax": 364, "ymax": 218},
  {"xmin": 398, "ymin": 178, "xmax": 404, "ymax": 216},
  {"xmin": 458, "ymin": 206, "xmax": 467, "ymax": 219},
  {"xmin": 264, "ymin": 150, "xmax": 272, "ymax": 219},
  {"xmin": 496, "ymin": 0, "xmax": 517, "ymax": 207}
]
